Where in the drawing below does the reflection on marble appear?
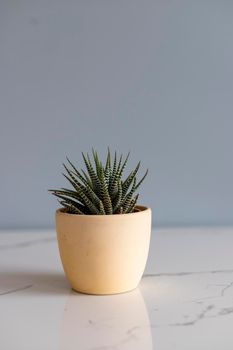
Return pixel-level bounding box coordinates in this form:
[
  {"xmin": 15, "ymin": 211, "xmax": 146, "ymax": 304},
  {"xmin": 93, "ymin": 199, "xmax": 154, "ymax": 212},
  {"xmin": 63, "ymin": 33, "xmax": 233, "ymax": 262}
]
[
  {"xmin": 0, "ymin": 228, "xmax": 233, "ymax": 350},
  {"xmin": 61, "ymin": 289, "xmax": 152, "ymax": 350}
]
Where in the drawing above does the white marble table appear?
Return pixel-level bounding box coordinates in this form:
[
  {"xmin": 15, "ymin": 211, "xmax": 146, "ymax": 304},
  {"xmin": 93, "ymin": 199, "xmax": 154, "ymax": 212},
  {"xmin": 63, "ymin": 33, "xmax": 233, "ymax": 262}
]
[{"xmin": 1, "ymin": 227, "xmax": 233, "ymax": 350}]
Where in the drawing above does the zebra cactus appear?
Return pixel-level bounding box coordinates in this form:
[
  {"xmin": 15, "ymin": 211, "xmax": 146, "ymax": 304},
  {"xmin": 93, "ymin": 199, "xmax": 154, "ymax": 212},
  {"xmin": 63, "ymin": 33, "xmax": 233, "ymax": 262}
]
[{"xmin": 49, "ymin": 149, "xmax": 148, "ymax": 215}]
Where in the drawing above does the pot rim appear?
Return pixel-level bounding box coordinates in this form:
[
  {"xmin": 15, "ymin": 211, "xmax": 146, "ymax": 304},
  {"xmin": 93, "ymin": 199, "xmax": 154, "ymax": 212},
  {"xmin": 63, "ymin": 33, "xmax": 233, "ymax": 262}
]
[{"xmin": 56, "ymin": 204, "xmax": 151, "ymax": 218}]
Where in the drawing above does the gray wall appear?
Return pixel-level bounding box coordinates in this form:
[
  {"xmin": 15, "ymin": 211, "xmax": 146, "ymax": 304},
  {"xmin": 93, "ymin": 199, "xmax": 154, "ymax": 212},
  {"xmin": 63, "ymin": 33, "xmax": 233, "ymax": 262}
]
[{"xmin": 1, "ymin": 0, "xmax": 233, "ymax": 229}]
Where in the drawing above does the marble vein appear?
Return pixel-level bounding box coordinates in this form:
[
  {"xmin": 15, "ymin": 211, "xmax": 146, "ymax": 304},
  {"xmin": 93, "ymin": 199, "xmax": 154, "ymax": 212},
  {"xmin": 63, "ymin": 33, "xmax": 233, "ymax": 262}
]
[
  {"xmin": 221, "ymin": 280, "xmax": 233, "ymax": 296},
  {"xmin": 218, "ymin": 307, "xmax": 233, "ymax": 316},
  {"xmin": 170, "ymin": 305, "xmax": 215, "ymax": 327},
  {"xmin": 152, "ymin": 304, "xmax": 233, "ymax": 329},
  {"xmin": 144, "ymin": 269, "xmax": 233, "ymax": 278},
  {"xmin": 0, "ymin": 284, "xmax": 33, "ymax": 296},
  {"xmin": 191, "ymin": 280, "xmax": 233, "ymax": 302}
]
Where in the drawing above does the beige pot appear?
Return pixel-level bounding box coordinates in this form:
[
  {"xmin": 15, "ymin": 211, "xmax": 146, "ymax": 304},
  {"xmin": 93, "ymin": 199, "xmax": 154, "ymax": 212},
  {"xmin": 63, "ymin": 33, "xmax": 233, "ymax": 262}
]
[{"xmin": 56, "ymin": 205, "xmax": 152, "ymax": 295}]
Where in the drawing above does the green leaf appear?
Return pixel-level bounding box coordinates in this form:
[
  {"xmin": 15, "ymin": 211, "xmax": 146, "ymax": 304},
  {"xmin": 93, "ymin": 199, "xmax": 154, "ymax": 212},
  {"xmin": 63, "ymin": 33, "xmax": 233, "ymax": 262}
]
[
  {"xmin": 63, "ymin": 164, "xmax": 81, "ymax": 191},
  {"xmin": 51, "ymin": 188, "xmax": 100, "ymax": 215},
  {"xmin": 66, "ymin": 157, "xmax": 92, "ymax": 187},
  {"xmin": 125, "ymin": 194, "xmax": 139, "ymax": 213},
  {"xmin": 113, "ymin": 180, "xmax": 122, "ymax": 213},
  {"xmin": 58, "ymin": 200, "xmax": 84, "ymax": 215},
  {"xmin": 92, "ymin": 148, "xmax": 102, "ymax": 179},
  {"xmin": 119, "ymin": 152, "xmax": 130, "ymax": 179},
  {"xmin": 99, "ymin": 200, "xmax": 106, "ymax": 215},
  {"xmin": 122, "ymin": 177, "xmax": 137, "ymax": 210},
  {"xmin": 99, "ymin": 166, "xmax": 113, "ymax": 214},
  {"xmin": 51, "ymin": 192, "xmax": 86, "ymax": 213},
  {"xmin": 105, "ymin": 147, "xmax": 111, "ymax": 171},
  {"xmin": 110, "ymin": 152, "xmax": 130, "ymax": 197},
  {"xmin": 104, "ymin": 148, "xmax": 111, "ymax": 186},
  {"xmin": 109, "ymin": 154, "xmax": 122, "ymax": 197},
  {"xmin": 134, "ymin": 169, "xmax": 148, "ymax": 191},
  {"xmin": 81, "ymin": 169, "xmax": 92, "ymax": 186},
  {"xmin": 122, "ymin": 162, "xmax": 140, "ymax": 197},
  {"xmin": 82, "ymin": 152, "xmax": 101, "ymax": 195}
]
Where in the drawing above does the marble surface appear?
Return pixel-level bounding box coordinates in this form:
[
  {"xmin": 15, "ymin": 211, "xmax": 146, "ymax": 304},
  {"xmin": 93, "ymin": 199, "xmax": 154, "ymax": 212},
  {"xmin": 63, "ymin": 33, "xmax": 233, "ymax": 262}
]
[{"xmin": 1, "ymin": 227, "xmax": 233, "ymax": 350}]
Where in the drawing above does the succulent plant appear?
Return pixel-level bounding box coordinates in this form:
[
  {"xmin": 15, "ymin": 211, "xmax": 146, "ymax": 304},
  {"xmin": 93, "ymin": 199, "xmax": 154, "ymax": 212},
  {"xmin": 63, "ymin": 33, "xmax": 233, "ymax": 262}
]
[{"xmin": 49, "ymin": 149, "xmax": 148, "ymax": 215}]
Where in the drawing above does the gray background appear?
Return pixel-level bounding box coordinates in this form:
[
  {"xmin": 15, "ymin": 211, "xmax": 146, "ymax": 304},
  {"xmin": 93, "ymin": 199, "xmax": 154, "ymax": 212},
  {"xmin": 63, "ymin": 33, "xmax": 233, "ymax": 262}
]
[{"xmin": 1, "ymin": 0, "xmax": 233, "ymax": 229}]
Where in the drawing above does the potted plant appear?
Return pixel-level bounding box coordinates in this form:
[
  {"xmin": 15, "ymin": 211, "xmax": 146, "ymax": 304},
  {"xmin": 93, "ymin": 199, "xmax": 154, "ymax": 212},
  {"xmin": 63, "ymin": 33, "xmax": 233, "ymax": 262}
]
[{"xmin": 49, "ymin": 149, "xmax": 152, "ymax": 295}]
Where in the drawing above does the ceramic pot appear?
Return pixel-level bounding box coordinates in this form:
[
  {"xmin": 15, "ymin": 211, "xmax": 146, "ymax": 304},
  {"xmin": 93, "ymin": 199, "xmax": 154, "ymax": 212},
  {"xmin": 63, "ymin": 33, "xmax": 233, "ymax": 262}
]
[{"xmin": 56, "ymin": 205, "xmax": 152, "ymax": 295}]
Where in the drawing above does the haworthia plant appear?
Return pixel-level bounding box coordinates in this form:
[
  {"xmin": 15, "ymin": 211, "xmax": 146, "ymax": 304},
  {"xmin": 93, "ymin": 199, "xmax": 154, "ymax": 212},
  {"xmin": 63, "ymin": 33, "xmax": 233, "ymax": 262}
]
[{"xmin": 49, "ymin": 149, "xmax": 148, "ymax": 215}]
